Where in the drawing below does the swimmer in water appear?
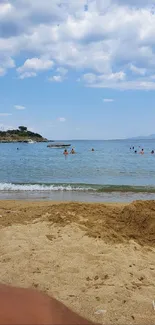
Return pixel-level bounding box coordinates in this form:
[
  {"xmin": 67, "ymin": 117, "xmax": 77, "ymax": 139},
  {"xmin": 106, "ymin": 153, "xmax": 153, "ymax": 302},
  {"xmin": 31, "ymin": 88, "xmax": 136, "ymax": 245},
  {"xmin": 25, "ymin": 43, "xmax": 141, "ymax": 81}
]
[
  {"xmin": 140, "ymin": 148, "xmax": 144, "ymax": 154},
  {"xmin": 134, "ymin": 150, "xmax": 137, "ymax": 153},
  {"xmin": 151, "ymin": 150, "xmax": 154, "ymax": 154},
  {"xmin": 70, "ymin": 148, "xmax": 75, "ymax": 154},
  {"xmin": 63, "ymin": 149, "xmax": 68, "ymax": 156},
  {"xmin": 92, "ymin": 148, "xmax": 95, "ymax": 152}
]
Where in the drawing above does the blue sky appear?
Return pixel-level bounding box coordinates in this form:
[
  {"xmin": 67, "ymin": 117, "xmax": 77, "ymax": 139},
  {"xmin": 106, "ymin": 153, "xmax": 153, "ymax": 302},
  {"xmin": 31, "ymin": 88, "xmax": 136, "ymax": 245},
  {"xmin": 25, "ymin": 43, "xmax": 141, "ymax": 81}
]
[{"xmin": 1, "ymin": 0, "xmax": 155, "ymax": 140}]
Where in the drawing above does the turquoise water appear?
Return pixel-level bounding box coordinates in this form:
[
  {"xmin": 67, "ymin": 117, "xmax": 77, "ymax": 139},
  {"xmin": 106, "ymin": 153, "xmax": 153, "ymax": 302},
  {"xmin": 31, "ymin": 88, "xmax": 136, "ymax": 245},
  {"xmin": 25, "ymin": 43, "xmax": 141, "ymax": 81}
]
[{"xmin": 0, "ymin": 139, "xmax": 155, "ymax": 201}]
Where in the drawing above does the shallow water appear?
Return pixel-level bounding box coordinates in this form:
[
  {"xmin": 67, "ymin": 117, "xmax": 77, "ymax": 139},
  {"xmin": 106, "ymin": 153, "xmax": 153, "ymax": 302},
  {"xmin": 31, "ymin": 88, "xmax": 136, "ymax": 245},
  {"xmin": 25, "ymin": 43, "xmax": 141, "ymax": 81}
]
[{"xmin": 0, "ymin": 139, "xmax": 155, "ymax": 201}]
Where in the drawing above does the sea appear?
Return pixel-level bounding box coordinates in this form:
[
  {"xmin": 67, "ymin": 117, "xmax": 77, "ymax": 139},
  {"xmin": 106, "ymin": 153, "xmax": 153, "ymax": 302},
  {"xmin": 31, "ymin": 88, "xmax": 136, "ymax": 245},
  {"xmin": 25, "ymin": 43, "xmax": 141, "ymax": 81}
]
[{"xmin": 0, "ymin": 139, "xmax": 155, "ymax": 202}]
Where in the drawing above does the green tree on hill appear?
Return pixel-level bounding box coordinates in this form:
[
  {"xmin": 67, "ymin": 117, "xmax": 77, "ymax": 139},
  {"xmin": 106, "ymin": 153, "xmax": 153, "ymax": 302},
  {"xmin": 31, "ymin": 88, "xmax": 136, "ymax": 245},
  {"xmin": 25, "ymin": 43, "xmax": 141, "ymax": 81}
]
[
  {"xmin": 0, "ymin": 125, "xmax": 47, "ymax": 142},
  {"xmin": 18, "ymin": 126, "xmax": 27, "ymax": 132}
]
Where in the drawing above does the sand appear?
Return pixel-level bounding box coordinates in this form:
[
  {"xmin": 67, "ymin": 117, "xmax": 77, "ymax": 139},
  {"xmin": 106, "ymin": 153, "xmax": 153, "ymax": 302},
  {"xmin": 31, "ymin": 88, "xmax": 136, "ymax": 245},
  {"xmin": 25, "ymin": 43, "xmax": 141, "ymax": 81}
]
[{"xmin": 0, "ymin": 200, "xmax": 155, "ymax": 324}]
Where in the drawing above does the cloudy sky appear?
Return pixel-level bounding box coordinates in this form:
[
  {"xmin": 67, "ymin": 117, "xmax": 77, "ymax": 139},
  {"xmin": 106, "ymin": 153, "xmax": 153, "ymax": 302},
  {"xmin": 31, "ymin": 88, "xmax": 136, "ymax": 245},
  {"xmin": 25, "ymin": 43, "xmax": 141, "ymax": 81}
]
[{"xmin": 0, "ymin": 0, "xmax": 155, "ymax": 139}]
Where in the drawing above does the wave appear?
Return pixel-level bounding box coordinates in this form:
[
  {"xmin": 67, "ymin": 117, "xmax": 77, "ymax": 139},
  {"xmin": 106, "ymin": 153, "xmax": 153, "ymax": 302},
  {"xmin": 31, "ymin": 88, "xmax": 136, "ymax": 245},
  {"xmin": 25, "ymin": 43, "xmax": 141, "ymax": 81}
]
[
  {"xmin": 0, "ymin": 183, "xmax": 93, "ymax": 192},
  {"xmin": 0, "ymin": 183, "xmax": 155, "ymax": 194}
]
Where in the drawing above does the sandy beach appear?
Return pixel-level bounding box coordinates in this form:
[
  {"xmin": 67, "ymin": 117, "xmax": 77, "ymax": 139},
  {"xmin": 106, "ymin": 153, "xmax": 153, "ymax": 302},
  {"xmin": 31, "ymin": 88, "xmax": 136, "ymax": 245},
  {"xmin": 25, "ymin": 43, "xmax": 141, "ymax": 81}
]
[{"xmin": 0, "ymin": 200, "xmax": 155, "ymax": 324}]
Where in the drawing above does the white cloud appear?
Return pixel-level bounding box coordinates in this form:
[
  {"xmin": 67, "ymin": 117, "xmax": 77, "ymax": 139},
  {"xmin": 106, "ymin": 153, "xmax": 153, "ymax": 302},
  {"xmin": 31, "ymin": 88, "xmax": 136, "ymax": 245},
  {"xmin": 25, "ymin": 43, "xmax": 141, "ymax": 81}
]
[
  {"xmin": 83, "ymin": 72, "xmax": 155, "ymax": 90},
  {"xmin": 90, "ymin": 79, "xmax": 155, "ymax": 90},
  {"xmin": 14, "ymin": 105, "xmax": 26, "ymax": 110},
  {"xmin": 58, "ymin": 117, "xmax": 66, "ymax": 122},
  {"xmin": 0, "ymin": 3, "xmax": 13, "ymax": 16},
  {"xmin": 49, "ymin": 66, "xmax": 68, "ymax": 82},
  {"xmin": 19, "ymin": 72, "xmax": 37, "ymax": 79},
  {"xmin": 83, "ymin": 71, "xmax": 126, "ymax": 84},
  {"xmin": 17, "ymin": 58, "xmax": 54, "ymax": 79},
  {"xmin": 130, "ymin": 64, "xmax": 146, "ymax": 76},
  {"xmin": 103, "ymin": 98, "xmax": 114, "ymax": 102},
  {"xmin": 49, "ymin": 75, "xmax": 64, "ymax": 82},
  {"xmin": 18, "ymin": 58, "xmax": 54, "ymax": 72},
  {"xmin": 0, "ymin": 113, "xmax": 12, "ymax": 116},
  {"xmin": 1, "ymin": 1, "xmax": 155, "ymax": 88},
  {"xmin": 0, "ymin": 57, "xmax": 15, "ymax": 77}
]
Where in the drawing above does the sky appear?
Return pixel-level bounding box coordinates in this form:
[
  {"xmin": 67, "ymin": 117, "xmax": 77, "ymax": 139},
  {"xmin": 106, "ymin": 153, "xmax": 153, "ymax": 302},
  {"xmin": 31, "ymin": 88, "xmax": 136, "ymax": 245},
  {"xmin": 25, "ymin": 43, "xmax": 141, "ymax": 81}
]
[{"xmin": 1, "ymin": 0, "xmax": 155, "ymax": 140}]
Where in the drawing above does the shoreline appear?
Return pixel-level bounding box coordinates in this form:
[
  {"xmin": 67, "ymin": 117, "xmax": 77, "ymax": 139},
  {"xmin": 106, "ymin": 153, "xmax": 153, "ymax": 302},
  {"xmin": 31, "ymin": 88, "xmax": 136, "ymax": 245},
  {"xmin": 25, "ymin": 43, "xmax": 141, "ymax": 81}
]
[
  {"xmin": 0, "ymin": 200, "xmax": 155, "ymax": 324},
  {"xmin": 0, "ymin": 199, "xmax": 126, "ymax": 206},
  {"xmin": 0, "ymin": 190, "xmax": 154, "ymax": 202}
]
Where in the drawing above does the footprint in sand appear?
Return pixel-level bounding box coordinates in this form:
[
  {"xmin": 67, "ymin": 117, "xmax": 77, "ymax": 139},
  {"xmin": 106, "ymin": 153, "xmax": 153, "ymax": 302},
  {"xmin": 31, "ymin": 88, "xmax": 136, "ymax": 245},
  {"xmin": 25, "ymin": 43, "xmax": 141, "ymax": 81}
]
[
  {"xmin": 2, "ymin": 257, "xmax": 11, "ymax": 263},
  {"xmin": 46, "ymin": 234, "xmax": 56, "ymax": 241}
]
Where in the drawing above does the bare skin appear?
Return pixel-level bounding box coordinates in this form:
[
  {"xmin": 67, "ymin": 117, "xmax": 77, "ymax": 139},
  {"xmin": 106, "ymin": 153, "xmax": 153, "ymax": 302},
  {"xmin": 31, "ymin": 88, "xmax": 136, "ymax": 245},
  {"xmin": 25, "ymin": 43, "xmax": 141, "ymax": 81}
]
[{"xmin": 0, "ymin": 284, "xmax": 96, "ymax": 325}]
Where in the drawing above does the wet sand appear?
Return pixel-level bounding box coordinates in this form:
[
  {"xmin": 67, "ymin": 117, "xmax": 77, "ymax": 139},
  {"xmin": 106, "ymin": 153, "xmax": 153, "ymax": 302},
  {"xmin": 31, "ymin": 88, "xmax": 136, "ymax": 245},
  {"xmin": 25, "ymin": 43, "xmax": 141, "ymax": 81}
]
[
  {"xmin": 0, "ymin": 190, "xmax": 155, "ymax": 202},
  {"xmin": 0, "ymin": 200, "xmax": 155, "ymax": 324}
]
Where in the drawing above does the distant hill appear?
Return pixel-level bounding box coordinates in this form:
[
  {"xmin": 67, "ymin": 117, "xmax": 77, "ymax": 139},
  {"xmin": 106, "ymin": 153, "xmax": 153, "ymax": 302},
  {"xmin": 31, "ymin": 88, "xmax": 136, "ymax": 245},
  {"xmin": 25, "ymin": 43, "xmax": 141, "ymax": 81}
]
[
  {"xmin": 128, "ymin": 134, "xmax": 155, "ymax": 140},
  {"xmin": 0, "ymin": 126, "xmax": 48, "ymax": 143}
]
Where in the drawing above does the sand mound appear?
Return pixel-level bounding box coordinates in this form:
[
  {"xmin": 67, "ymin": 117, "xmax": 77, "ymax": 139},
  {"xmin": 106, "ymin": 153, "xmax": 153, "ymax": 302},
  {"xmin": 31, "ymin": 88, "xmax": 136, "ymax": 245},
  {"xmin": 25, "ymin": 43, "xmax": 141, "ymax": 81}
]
[
  {"xmin": 46, "ymin": 201, "xmax": 155, "ymax": 246},
  {"xmin": 0, "ymin": 200, "xmax": 155, "ymax": 246},
  {"xmin": 119, "ymin": 200, "xmax": 155, "ymax": 246}
]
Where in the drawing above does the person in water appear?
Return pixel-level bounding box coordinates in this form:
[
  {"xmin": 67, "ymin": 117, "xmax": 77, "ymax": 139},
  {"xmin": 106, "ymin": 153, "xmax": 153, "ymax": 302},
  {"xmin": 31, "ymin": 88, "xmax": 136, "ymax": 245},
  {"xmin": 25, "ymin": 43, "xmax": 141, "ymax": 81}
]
[
  {"xmin": 70, "ymin": 148, "xmax": 75, "ymax": 154},
  {"xmin": 63, "ymin": 149, "xmax": 68, "ymax": 155},
  {"xmin": 134, "ymin": 150, "xmax": 137, "ymax": 153},
  {"xmin": 92, "ymin": 148, "xmax": 95, "ymax": 152},
  {"xmin": 151, "ymin": 150, "xmax": 154, "ymax": 154},
  {"xmin": 140, "ymin": 148, "xmax": 144, "ymax": 154}
]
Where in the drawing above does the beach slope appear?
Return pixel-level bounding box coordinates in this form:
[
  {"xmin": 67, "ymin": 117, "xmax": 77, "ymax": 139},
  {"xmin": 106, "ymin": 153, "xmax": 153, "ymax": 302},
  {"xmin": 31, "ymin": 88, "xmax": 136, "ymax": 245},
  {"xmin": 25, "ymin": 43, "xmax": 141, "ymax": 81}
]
[{"xmin": 0, "ymin": 200, "xmax": 155, "ymax": 324}]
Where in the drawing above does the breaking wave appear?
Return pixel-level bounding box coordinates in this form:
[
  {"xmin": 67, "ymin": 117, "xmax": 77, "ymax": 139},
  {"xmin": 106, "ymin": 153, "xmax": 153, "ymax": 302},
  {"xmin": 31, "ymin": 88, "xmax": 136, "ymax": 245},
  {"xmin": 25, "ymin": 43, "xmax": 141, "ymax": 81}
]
[{"xmin": 0, "ymin": 183, "xmax": 155, "ymax": 194}]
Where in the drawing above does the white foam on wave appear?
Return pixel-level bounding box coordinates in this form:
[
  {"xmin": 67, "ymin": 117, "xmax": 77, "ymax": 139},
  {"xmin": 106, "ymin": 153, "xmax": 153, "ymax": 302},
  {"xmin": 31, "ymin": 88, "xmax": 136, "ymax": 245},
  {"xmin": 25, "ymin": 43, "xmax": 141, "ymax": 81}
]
[{"xmin": 0, "ymin": 183, "xmax": 93, "ymax": 192}]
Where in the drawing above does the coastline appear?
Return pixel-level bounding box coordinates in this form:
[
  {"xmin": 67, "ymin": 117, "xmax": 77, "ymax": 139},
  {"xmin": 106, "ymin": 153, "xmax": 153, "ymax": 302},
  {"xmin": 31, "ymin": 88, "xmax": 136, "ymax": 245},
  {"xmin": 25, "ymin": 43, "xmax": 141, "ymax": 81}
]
[
  {"xmin": 0, "ymin": 182, "xmax": 155, "ymax": 203},
  {"xmin": 0, "ymin": 200, "xmax": 155, "ymax": 324},
  {"xmin": 0, "ymin": 139, "xmax": 49, "ymax": 143},
  {"xmin": 0, "ymin": 189, "xmax": 154, "ymax": 202}
]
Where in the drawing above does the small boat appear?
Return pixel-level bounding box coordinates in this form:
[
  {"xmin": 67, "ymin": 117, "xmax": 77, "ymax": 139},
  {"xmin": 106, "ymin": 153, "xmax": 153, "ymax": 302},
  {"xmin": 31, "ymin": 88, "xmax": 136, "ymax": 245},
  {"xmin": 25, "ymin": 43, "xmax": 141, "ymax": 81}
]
[{"xmin": 47, "ymin": 143, "xmax": 71, "ymax": 148}]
